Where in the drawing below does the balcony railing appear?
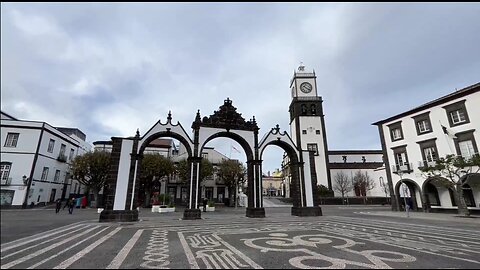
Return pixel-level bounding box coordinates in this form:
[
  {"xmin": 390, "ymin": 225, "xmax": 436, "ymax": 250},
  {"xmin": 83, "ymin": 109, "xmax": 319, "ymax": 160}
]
[
  {"xmin": 418, "ymin": 160, "xmax": 437, "ymax": 169},
  {"xmin": 1, "ymin": 177, "xmax": 12, "ymax": 185},
  {"xmin": 57, "ymin": 153, "xmax": 67, "ymax": 163},
  {"xmin": 391, "ymin": 163, "xmax": 413, "ymax": 174}
]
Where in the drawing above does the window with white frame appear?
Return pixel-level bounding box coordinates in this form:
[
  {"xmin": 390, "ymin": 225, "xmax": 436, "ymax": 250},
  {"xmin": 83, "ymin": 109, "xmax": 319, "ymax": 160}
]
[
  {"xmin": 1, "ymin": 163, "xmax": 12, "ymax": 182},
  {"xmin": 307, "ymin": 143, "xmax": 318, "ymax": 155},
  {"xmin": 417, "ymin": 120, "xmax": 431, "ymax": 133},
  {"xmin": 48, "ymin": 139, "xmax": 55, "ymax": 153},
  {"xmin": 69, "ymin": 149, "xmax": 75, "ymax": 161},
  {"xmin": 423, "ymin": 147, "xmax": 437, "ymax": 162},
  {"xmin": 444, "ymin": 100, "xmax": 470, "ymax": 127},
  {"xmin": 395, "ymin": 152, "xmax": 407, "ymax": 166},
  {"xmin": 459, "ymin": 140, "xmax": 475, "ymax": 159},
  {"xmin": 4, "ymin": 133, "xmax": 19, "ymax": 147},
  {"xmin": 391, "ymin": 128, "xmax": 402, "ymax": 140},
  {"xmin": 450, "ymin": 109, "xmax": 467, "ymax": 124},
  {"xmin": 41, "ymin": 167, "xmax": 49, "ymax": 181},
  {"xmin": 54, "ymin": 170, "xmax": 61, "ymax": 182}
]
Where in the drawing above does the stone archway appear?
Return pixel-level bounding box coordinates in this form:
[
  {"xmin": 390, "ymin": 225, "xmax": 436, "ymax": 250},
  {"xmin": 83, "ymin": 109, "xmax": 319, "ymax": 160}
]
[
  {"xmin": 194, "ymin": 98, "xmax": 262, "ymax": 217},
  {"xmin": 421, "ymin": 177, "xmax": 453, "ymax": 212},
  {"xmin": 395, "ymin": 179, "xmax": 423, "ymax": 211},
  {"xmin": 100, "ymin": 113, "xmax": 196, "ymax": 222},
  {"xmin": 461, "ymin": 173, "xmax": 480, "ymax": 208},
  {"xmin": 258, "ymin": 124, "xmax": 321, "ymax": 216},
  {"xmin": 100, "ymin": 99, "xmax": 323, "ymax": 222}
]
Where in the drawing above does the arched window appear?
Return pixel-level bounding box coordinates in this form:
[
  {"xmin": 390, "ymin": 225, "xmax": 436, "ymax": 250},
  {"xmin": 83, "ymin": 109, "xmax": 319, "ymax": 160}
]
[
  {"xmin": 311, "ymin": 104, "xmax": 316, "ymax": 115},
  {"xmin": 301, "ymin": 104, "xmax": 307, "ymax": 115}
]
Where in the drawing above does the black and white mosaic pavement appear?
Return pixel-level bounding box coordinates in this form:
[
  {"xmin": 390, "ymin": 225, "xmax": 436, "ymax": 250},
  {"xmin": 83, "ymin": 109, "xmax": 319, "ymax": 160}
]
[{"xmin": 1, "ymin": 211, "xmax": 479, "ymax": 269}]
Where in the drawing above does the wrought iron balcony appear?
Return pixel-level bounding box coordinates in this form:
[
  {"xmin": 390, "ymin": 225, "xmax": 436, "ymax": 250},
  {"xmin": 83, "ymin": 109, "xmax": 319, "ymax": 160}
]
[
  {"xmin": 391, "ymin": 163, "xmax": 413, "ymax": 174},
  {"xmin": 1, "ymin": 177, "xmax": 12, "ymax": 186},
  {"xmin": 418, "ymin": 160, "xmax": 437, "ymax": 170}
]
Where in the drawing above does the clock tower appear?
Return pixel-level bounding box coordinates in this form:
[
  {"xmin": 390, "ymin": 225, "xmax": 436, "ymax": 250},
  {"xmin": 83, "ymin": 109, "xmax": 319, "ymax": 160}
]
[{"xmin": 289, "ymin": 64, "xmax": 331, "ymax": 190}]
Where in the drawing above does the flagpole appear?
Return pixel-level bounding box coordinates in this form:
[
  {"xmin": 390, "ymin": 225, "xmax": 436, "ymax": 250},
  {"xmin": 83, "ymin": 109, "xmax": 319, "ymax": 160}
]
[{"xmin": 440, "ymin": 120, "xmax": 455, "ymax": 155}]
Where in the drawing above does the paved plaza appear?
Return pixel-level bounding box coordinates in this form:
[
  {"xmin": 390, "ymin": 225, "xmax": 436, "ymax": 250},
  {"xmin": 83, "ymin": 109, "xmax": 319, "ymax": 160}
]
[{"xmin": 1, "ymin": 204, "xmax": 479, "ymax": 269}]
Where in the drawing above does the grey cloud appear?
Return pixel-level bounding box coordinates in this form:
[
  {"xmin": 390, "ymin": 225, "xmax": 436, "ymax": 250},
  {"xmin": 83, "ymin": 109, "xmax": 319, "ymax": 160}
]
[{"xmin": 2, "ymin": 3, "xmax": 480, "ymax": 173}]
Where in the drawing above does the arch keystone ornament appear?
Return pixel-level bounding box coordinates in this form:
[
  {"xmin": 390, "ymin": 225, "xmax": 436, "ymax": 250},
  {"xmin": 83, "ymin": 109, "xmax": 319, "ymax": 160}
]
[{"xmin": 100, "ymin": 65, "xmax": 328, "ymax": 222}]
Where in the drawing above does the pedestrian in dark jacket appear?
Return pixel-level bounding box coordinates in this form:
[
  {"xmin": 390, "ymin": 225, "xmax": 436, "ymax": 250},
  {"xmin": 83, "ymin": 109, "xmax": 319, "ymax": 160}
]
[
  {"xmin": 68, "ymin": 197, "xmax": 75, "ymax": 214},
  {"xmin": 63, "ymin": 198, "xmax": 70, "ymax": 210},
  {"xmin": 55, "ymin": 199, "xmax": 62, "ymax": 214}
]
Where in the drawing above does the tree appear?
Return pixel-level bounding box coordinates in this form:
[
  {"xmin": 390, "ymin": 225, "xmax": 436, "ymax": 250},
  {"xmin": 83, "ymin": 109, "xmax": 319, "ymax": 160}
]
[
  {"xmin": 70, "ymin": 151, "xmax": 110, "ymax": 208},
  {"xmin": 217, "ymin": 159, "xmax": 246, "ymax": 206},
  {"xmin": 175, "ymin": 158, "xmax": 215, "ymax": 203},
  {"xmin": 316, "ymin": 184, "xmax": 333, "ymax": 197},
  {"xmin": 352, "ymin": 170, "xmax": 376, "ymax": 204},
  {"xmin": 419, "ymin": 154, "xmax": 480, "ymax": 216},
  {"xmin": 139, "ymin": 153, "xmax": 175, "ymax": 207},
  {"xmin": 333, "ymin": 171, "xmax": 353, "ymax": 204},
  {"xmin": 175, "ymin": 158, "xmax": 214, "ymax": 184},
  {"xmin": 379, "ymin": 177, "xmax": 390, "ymax": 204}
]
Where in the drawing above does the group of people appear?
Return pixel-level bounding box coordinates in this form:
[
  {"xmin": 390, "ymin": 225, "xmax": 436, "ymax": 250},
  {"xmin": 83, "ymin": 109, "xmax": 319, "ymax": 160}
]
[{"xmin": 55, "ymin": 197, "xmax": 76, "ymax": 214}]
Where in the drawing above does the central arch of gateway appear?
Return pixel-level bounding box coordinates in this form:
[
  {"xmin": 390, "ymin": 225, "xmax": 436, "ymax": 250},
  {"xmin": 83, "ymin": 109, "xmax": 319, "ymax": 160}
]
[{"xmin": 99, "ymin": 98, "xmax": 322, "ymax": 222}]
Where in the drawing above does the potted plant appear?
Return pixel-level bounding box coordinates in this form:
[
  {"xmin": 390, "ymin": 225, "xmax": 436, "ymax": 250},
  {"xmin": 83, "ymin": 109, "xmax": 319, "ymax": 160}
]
[
  {"xmin": 151, "ymin": 195, "xmax": 161, "ymax": 213},
  {"xmin": 206, "ymin": 200, "xmax": 215, "ymax": 212},
  {"xmin": 158, "ymin": 194, "xmax": 175, "ymax": 213}
]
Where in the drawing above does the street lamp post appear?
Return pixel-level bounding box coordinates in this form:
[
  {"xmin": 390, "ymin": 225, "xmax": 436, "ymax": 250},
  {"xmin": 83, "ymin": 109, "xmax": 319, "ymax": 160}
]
[{"xmin": 394, "ymin": 168, "xmax": 409, "ymax": 218}]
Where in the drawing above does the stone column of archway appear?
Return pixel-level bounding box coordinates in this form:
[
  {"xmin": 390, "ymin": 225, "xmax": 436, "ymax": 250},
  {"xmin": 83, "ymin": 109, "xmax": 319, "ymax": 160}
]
[
  {"xmin": 289, "ymin": 162, "xmax": 302, "ymax": 208},
  {"xmin": 182, "ymin": 156, "xmax": 202, "ymax": 219},
  {"xmin": 124, "ymin": 133, "xmax": 141, "ymax": 211},
  {"xmin": 184, "ymin": 120, "xmax": 202, "ymax": 220},
  {"xmin": 99, "ymin": 136, "xmax": 139, "ymax": 222},
  {"xmin": 246, "ymin": 159, "xmax": 265, "ymax": 218},
  {"xmin": 291, "ymin": 151, "xmax": 322, "ymax": 216}
]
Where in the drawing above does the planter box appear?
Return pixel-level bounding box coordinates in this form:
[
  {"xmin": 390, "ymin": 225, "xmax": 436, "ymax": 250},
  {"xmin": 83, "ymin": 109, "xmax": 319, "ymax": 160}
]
[
  {"xmin": 152, "ymin": 205, "xmax": 175, "ymax": 213},
  {"xmin": 159, "ymin": 207, "xmax": 175, "ymax": 213},
  {"xmin": 206, "ymin": 206, "xmax": 215, "ymax": 212}
]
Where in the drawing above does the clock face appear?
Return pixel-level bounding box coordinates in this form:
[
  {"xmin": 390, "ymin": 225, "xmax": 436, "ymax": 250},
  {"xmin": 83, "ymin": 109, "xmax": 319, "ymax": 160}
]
[{"xmin": 300, "ymin": 82, "xmax": 312, "ymax": 93}]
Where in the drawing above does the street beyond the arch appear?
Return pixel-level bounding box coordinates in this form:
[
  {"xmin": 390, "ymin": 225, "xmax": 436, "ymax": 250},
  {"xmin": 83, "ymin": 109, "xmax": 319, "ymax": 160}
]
[{"xmin": 2, "ymin": 203, "xmax": 479, "ymax": 269}]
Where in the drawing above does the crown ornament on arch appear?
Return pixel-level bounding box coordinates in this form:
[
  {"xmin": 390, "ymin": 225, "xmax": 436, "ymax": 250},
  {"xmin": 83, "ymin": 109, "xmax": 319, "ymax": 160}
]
[{"xmin": 197, "ymin": 98, "xmax": 258, "ymax": 131}]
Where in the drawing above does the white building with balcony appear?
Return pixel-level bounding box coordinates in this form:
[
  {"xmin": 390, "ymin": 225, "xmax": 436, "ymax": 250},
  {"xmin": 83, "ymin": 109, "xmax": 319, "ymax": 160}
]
[
  {"xmin": 1, "ymin": 111, "xmax": 91, "ymax": 208},
  {"xmin": 373, "ymin": 82, "xmax": 480, "ymax": 213}
]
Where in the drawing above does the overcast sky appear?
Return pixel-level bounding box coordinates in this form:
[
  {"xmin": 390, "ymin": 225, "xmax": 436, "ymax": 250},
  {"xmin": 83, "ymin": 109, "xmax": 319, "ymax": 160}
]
[{"xmin": 2, "ymin": 3, "xmax": 480, "ymax": 173}]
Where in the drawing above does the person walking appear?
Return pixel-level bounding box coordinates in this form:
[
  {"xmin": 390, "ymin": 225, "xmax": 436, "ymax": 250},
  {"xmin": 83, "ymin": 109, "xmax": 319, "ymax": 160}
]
[
  {"xmin": 68, "ymin": 197, "xmax": 75, "ymax": 214},
  {"xmin": 63, "ymin": 197, "xmax": 70, "ymax": 210},
  {"xmin": 55, "ymin": 199, "xmax": 62, "ymax": 214},
  {"xmin": 203, "ymin": 198, "xmax": 208, "ymax": 212}
]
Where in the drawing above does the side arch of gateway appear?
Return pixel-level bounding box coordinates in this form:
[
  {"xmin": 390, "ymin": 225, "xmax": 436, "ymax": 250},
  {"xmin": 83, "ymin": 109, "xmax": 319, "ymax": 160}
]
[{"xmin": 99, "ymin": 99, "xmax": 322, "ymax": 221}]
